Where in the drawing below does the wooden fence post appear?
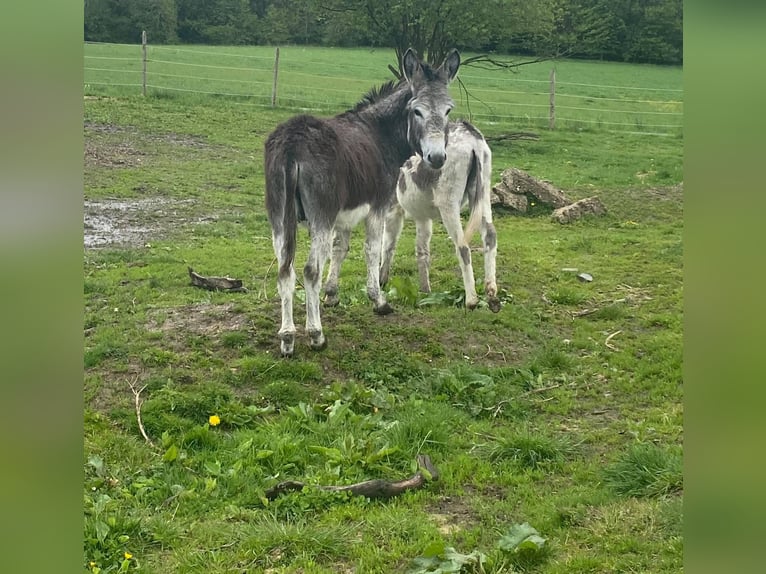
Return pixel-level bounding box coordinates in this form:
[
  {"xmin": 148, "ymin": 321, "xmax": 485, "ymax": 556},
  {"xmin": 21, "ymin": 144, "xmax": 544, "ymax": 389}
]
[
  {"xmin": 271, "ymin": 47, "xmax": 280, "ymax": 107},
  {"xmin": 549, "ymin": 68, "xmax": 555, "ymax": 130},
  {"xmin": 142, "ymin": 30, "xmax": 147, "ymax": 97}
]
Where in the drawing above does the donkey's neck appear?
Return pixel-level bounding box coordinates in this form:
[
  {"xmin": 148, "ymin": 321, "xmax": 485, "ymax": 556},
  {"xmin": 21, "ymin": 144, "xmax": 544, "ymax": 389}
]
[
  {"xmin": 355, "ymin": 85, "xmax": 413, "ymax": 163},
  {"xmin": 357, "ymin": 84, "xmax": 412, "ymax": 120}
]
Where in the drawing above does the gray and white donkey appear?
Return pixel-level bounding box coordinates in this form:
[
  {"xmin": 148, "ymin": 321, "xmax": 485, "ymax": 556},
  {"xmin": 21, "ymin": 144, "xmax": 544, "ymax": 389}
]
[{"xmin": 380, "ymin": 120, "xmax": 501, "ymax": 312}]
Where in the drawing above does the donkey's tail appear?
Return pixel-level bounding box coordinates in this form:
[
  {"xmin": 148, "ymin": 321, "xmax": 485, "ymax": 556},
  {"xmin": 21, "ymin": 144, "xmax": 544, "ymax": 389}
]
[
  {"xmin": 462, "ymin": 147, "xmax": 489, "ymax": 244},
  {"xmin": 265, "ymin": 148, "xmax": 299, "ymax": 276}
]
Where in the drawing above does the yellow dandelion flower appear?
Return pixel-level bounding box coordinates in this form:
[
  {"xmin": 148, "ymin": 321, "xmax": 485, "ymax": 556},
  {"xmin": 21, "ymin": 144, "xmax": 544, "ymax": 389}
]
[
  {"xmin": 209, "ymin": 415, "xmax": 221, "ymax": 426},
  {"xmin": 124, "ymin": 552, "xmax": 133, "ymax": 560}
]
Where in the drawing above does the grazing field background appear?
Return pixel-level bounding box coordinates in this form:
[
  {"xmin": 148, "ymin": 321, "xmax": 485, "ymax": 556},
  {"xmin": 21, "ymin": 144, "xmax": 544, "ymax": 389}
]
[
  {"xmin": 84, "ymin": 44, "xmax": 683, "ymax": 574},
  {"xmin": 85, "ymin": 43, "xmax": 683, "ymax": 136}
]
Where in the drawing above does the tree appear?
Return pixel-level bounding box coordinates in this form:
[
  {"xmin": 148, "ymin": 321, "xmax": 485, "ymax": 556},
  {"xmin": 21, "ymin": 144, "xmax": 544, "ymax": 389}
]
[
  {"xmin": 316, "ymin": 0, "xmax": 562, "ymax": 75},
  {"xmin": 176, "ymin": 0, "xmax": 255, "ymax": 44},
  {"xmin": 85, "ymin": 0, "xmax": 177, "ymax": 43}
]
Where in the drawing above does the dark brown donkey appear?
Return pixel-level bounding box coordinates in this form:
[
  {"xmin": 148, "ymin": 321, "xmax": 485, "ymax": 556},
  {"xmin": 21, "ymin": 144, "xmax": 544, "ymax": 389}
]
[{"xmin": 264, "ymin": 48, "xmax": 460, "ymax": 356}]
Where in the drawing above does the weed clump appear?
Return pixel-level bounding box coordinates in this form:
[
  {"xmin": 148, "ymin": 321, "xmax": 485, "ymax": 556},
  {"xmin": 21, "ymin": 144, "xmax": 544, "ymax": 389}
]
[{"xmin": 604, "ymin": 442, "xmax": 682, "ymax": 497}]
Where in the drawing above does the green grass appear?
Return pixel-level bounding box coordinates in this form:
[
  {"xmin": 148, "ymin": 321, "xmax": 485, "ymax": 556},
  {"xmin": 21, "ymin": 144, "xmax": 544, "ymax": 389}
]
[
  {"xmin": 604, "ymin": 442, "xmax": 683, "ymax": 498},
  {"xmin": 84, "ymin": 46, "xmax": 682, "ymax": 574},
  {"xmin": 85, "ymin": 43, "xmax": 682, "ymax": 138}
]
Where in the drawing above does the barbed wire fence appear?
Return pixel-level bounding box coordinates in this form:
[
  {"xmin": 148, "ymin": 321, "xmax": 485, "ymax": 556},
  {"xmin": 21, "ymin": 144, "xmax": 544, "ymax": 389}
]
[{"xmin": 84, "ymin": 38, "xmax": 683, "ymax": 137}]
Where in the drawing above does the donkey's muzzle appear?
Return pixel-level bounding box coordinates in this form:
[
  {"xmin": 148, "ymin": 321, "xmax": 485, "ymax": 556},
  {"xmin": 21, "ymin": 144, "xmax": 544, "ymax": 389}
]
[{"xmin": 426, "ymin": 151, "xmax": 446, "ymax": 169}]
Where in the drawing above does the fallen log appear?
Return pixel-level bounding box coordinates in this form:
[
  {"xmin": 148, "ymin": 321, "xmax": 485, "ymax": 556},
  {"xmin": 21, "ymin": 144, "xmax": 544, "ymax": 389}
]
[
  {"xmin": 264, "ymin": 454, "xmax": 439, "ymax": 501},
  {"xmin": 485, "ymin": 132, "xmax": 540, "ymax": 143},
  {"xmin": 188, "ymin": 267, "xmax": 247, "ymax": 292}
]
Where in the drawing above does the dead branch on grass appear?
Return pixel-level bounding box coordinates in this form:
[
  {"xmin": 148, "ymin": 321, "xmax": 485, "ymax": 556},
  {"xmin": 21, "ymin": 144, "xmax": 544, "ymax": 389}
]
[
  {"xmin": 480, "ymin": 382, "xmax": 563, "ymax": 418},
  {"xmin": 188, "ymin": 267, "xmax": 247, "ymax": 292},
  {"xmin": 605, "ymin": 330, "xmax": 622, "ymax": 351},
  {"xmin": 485, "ymin": 132, "xmax": 540, "ymax": 143},
  {"xmin": 264, "ymin": 454, "xmax": 439, "ymax": 501},
  {"xmin": 484, "ymin": 344, "xmax": 507, "ymax": 362},
  {"xmin": 259, "ymin": 257, "xmax": 276, "ymax": 300},
  {"xmin": 571, "ymin": 308, "xmax": 600, "ymax": 318},
  {"xmin": 128, "ymin": 377, "xmax": 155, "ymax": 448}
]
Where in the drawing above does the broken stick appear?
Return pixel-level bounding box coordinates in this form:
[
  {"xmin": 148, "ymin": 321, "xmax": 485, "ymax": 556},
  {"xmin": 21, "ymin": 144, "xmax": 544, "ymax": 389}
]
[
  {"xmin": 188, "ymin": 267, "xmax": 247, "ymax": 292},
  {"xmin": 264, "ymin": 454, "xmax": 439, "ymax": 501}
]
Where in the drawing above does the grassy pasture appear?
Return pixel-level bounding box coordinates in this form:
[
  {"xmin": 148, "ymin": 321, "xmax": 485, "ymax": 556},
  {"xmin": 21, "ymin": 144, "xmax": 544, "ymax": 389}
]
[
  {"xmin": 84, "ymin": 45, "xmax": 683, "ymax": 574},
  {"xmin": 85, "ymin": 43, "xmax": 683, "ymax": 135}
]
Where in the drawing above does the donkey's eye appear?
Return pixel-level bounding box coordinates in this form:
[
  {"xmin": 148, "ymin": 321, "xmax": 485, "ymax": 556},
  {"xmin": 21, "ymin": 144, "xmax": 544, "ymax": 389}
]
[
  {"xmin": 413, "ymin": 109, "xmax": 423, "ymax": 118},
  {"xmin": 445, "ymin": 107, "xmax": 453, "ymax": 116}
]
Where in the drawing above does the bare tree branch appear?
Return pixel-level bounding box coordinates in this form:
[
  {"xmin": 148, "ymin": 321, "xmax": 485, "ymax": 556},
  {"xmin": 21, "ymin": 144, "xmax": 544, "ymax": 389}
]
[{"xmin": 461, "ymin": 50, "xmax": 569, "ymax": 72}]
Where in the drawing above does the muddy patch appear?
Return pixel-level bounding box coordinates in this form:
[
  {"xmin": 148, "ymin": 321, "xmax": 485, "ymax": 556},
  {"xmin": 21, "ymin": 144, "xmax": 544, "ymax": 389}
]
[
  {"xmin": 426, "ymin": 495, "xmax": 477, "ymax": 535},
  {"xmin": 84, "ymin": 197, "xmax": 210, "ymax": 248},
  {"xmin": 84, "ymin": 121, "xmax": 220, "ymax": 170},
  {"xmin": 147, "ymin": 302, "xmax": 250, "ymax": 340}
]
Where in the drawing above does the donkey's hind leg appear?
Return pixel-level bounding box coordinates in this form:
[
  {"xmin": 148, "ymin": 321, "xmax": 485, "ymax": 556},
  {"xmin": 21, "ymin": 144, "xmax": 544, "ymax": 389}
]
[
  {"xmin": 273, "ymin": 232, "xmax": 297, "ymax": 357},
  {"xmin": 414, "ymin": 218, "xmax": 433, "ymax": 293},
  {"xmin": 439, "ymin": 205, "xmax": 479, "ymax": 310},
  {"xmin": 304, "ymin": 227, "xmax": 333, "ymax": 350},
  {"xmin": 380, "ymin": 203, "xmax": 405, "ymax": 287},
  {"xmin": 323, "ymin": 227, "xmax": 350, "ymax": 307},
  {"xmin": 480, "ymin": 205, "xmax": 500, "ymax": 313}
]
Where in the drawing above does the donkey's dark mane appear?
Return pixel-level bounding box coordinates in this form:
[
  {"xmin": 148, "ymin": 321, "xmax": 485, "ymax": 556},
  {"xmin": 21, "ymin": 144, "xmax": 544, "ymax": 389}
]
[
  {"xmin": 349, "ymin": 80, "xmax": 404, "ymax": 112},
  {"xmin": 348, "ymin": 60, "xmax": 444, "ymax": 113}
]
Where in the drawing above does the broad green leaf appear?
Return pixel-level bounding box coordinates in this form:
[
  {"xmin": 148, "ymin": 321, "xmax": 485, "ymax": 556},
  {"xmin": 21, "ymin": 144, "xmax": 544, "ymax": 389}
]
[
  {"xmin": 309, "ymin": 445, "xmax": 343, "ymax": 461},
  {"xmin": 255, "ymin": 449, "xmax": 274, "ymax": 460},
  {"xmin": 204, "ymin": 460, "xmax": 221, "ymax": 475},
  {"xmin": 421, "ymin": 540, "xmax": 446, "ymax": 558},
  {"xmin": 162, "ymin": 444, "xmax": 179, "ymax": 462},
  {"xmin": 497, "ymin": 522, "xmax": 546, "ymax": 552},
  {"xmin": 87, "ymin": 455, "xmax": 105, "ymax": 476},
  {"xmin": 94, "ymin": 519, "xmax": 109, "ymax": 543},
  {"xmin": 443, "ymin": 546, "xmax": 486, "ymax": 567},
  {"xmin": 237, "ymin": 438, "xmax": 253, "ymax": 453}
]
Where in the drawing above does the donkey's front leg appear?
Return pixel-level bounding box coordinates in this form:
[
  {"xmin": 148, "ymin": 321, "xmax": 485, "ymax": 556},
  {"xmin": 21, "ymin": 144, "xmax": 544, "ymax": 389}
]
[
  {"xmin": 323, "ymin": 227, "xmax": 350, "ymax": 307},
  {"xmin": 380, "ymin": 203, "xmax": 405, "ymax": 287},
  {"xmin": 365, "ymin": 212, "xmax": 394, "ymax": 315},
  {"xmin": 304, "ymin": 229, "xmax": 332, "ymax": 350},
  {"xmin": 439, "ymin": 205, "xmax": 479, "ymax": 309}
]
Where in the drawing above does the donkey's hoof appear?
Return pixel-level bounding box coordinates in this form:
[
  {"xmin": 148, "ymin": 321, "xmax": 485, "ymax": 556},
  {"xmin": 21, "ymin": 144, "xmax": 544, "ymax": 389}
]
[
  {"xmin": 466, "ymin": 297, "xmax": 480, "ymax": 310},
  {"xmin": 280, "ymin": 341, "xmax": 295, "ymax": 358},
  {"xmin": 374, "ymin": 302, "xmax": 394, "ymax": 316},
  {"xmin": 324, "ymin": 293, "xmax": 340, "ymax": 307},
  {"xmin": 279, "ymin": 332, "xmax": 296, "ymax": 357},
  {"xmin": 487, "ymin": 296, "xmax": 502, "ymax": 313},
  {"xmin": 308, "ymin": 330, "xmax": 327, "ymax": 351}
]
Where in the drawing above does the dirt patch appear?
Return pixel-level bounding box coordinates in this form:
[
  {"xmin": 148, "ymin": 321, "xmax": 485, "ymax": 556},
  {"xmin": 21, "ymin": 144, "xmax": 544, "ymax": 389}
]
[
  {"xmin": 84, "ymin": 121, "xmax": 218, "ymax": 170},
  {"xmin": 426, "ymin": 495, "xmax": 477, "ymax": 535},
  {"xmin": 84, "ymin": 197, "xmax": 208, "ymax": 248},
  {"xmin": 147, "ymin": 302, "xmax": 250, "ymax": 339}
]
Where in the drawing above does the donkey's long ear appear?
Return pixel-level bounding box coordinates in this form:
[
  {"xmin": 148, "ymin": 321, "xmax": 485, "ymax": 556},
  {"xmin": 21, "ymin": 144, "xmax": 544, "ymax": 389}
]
[
  {"xmin": 440, "ymin": 49, "xmax": 460, "ymax": 82},
  {"xmin": 402, "ymin": 48, "xmax": 421, "ymax": 85}
]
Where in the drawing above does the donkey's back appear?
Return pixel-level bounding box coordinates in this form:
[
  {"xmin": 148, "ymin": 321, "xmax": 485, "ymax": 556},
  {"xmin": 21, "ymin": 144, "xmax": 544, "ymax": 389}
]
[{"xmin": 265, "ymin": 114, "xmax": 393, "ymax": 227}]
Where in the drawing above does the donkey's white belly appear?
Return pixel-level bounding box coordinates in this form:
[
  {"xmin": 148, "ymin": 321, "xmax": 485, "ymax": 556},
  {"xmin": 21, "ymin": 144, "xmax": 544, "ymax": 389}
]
[
  {"xmin": 398, "ymin": 154, "xmax": 469, "ymax": 221},
  {"xmin": 334, "ymin": 204, "xmax": 371, "ymax": 230},
  {"xmin": 397, "ymin": 185, "xmax": 441, "ymax": 221}
]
